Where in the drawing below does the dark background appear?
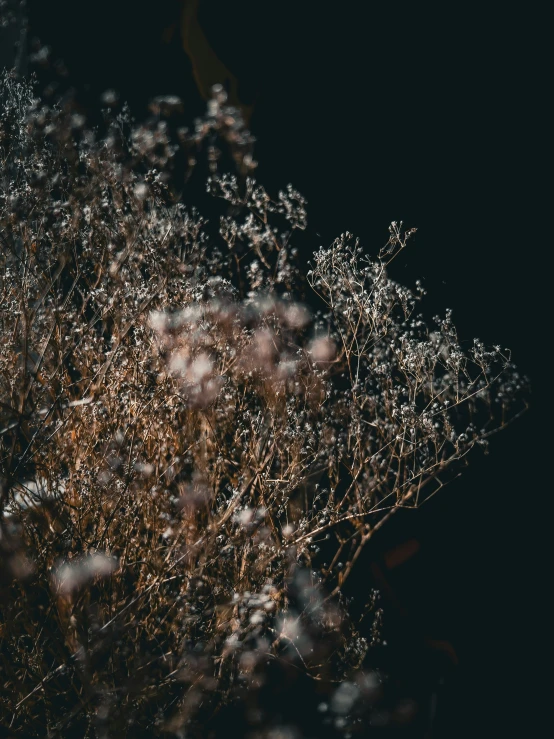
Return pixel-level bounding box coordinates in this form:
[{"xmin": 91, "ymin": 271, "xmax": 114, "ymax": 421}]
[{"xmin": 1, "ymin": 1, "xmax": 547, "ymax": 735}]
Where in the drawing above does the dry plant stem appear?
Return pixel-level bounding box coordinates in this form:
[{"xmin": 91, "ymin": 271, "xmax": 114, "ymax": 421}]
[{"xmin": 0, "ymin": 73, "xmax": 527, "ymax": 736}]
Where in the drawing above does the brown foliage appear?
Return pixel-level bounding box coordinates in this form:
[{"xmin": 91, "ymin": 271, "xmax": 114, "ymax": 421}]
[{"xmin": 0, "ymin": 72, "xmax": 526, "ymax": 736}]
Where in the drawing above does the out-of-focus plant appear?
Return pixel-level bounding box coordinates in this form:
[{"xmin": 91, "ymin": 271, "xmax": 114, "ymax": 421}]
[{"xmin": 0, "ymin": 70, "xmax": 526, "ymax": 736}]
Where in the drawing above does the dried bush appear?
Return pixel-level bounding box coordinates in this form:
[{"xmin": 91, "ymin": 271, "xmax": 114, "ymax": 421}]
[{"xmin": 0, "ymin": 71, "xmax": 526, "ymax": 736}]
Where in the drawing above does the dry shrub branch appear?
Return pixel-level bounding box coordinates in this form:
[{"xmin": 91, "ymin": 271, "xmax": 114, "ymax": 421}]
[{"xmin": 0, "ymin": 72, "xmax": 526, "ymax": 736}]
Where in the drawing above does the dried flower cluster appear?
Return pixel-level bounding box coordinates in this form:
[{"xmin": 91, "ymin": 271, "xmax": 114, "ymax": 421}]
[{"xmin": 0, "ymin": 71, "xmax": 526, "ymax": 736}]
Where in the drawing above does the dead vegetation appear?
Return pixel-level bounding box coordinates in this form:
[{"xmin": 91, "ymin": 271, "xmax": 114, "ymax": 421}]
[{"xmin": 0, "ymin": 72, "xmax": 526, "ymax": 736}]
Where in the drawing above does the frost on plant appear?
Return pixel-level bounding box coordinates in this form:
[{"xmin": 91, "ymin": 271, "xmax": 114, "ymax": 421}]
[{"xmin": 0, "ymin": 71, "xmax": 526, "ymax": 736}]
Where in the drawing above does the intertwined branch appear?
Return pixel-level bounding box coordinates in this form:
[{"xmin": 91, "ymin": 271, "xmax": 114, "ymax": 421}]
[{"xmin": 0, "ymin": 72, "xmax": 526, "ymax": 737}]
